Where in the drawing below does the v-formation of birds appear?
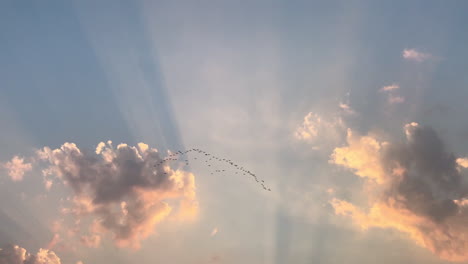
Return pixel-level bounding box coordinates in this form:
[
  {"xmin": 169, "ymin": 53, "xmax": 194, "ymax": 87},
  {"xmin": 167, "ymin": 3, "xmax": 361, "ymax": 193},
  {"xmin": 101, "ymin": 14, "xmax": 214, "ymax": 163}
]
[{"xmin": 154, "ymin": 148, "xmax": 271, "ymax": 191}]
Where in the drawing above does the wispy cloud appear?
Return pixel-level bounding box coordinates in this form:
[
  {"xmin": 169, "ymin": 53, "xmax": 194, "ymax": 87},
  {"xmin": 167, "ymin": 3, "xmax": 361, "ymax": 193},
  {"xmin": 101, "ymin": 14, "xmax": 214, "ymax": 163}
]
[
  {"xmin": 379, "ymin": 84, "xmax": 405, "ymax": 105},
  {"xmin": 387, "ymin": 95, "xmax": 405, "ymax": 104},
  {"xmin": 379, "ymin": 84, "xmax": 400, "ymax": 92},
  {"xmin": 338, "ymin": 103, "xmax": 356, "ymax": 115},
  {"xmin": 402, "ymin": 48, "xmax": 432, "ymax": 62},
  {"xmin": 330, "ymin": 123, "xmax": 468, "ymax": 262}
]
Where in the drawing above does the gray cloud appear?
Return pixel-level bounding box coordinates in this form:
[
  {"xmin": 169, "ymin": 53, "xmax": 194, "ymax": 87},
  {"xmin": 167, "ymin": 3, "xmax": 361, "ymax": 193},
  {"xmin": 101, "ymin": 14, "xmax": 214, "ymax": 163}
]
[
  {"xmin": 383, "ymin": 123, "xmax": 466, "ymax": 222},
  {"xmin": 330, "ymin": 122, "xmax": 468, "ymax": 261},
  {"xmin": 37, "ymin": 141, "xmax": 198, "ymax": 248}
]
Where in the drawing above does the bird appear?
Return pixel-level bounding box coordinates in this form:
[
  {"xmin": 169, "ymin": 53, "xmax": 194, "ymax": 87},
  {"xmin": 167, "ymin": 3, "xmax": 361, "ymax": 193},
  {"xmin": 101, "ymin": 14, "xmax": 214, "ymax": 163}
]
[{"xmin": 152, "ymin": 148, "xmax": 270, "ymax": 191}]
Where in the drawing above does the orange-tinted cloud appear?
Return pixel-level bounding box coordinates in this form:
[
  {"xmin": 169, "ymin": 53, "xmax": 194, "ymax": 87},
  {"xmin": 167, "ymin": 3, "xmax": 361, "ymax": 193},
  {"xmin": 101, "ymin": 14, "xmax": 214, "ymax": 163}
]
[
  {"xmin": 330, "ymin": 129, "xmax": 388, "ymax": 184},
  {"xmin": 0, "ymin": 244, "xmax": 62, "ymax": 264},
  {"xmin": 456, "ymin": 158, "xmax": 468, "ymax": 168},
  {"xmin": 330, "ymin": 123, "xmax": 468, "ymax": 262}
]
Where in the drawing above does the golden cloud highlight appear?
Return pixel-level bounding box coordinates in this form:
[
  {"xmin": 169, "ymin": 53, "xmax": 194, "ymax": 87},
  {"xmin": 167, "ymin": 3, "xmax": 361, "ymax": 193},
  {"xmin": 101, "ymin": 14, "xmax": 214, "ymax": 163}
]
[{"xmin": 330, "ymin": 123, "xmax": 468, "ymax": 262}]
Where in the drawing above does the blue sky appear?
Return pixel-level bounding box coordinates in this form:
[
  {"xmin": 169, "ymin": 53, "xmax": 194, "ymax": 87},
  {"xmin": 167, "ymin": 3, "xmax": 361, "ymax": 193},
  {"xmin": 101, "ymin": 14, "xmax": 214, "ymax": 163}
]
[{"xmin": 1, "ymin": 1, "xmax": 468, "ymax": 263}]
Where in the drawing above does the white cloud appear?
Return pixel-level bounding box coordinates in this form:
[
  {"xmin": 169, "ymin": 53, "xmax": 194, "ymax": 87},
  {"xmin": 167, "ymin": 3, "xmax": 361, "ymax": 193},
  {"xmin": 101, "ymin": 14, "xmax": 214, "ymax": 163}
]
[
  {"xmin": 294, "ymin": 112, "xmax": 345, "ymax": 148},
  {"xmin": 380, "ymin": 84, "xmax": 399, "ymax": 92},
  {"xmin": 402, "ymin": 48, "xmax": 432, "ymax": 62},
  {"xmin": 3, "ymin": 156, "xmax": 32, "ymax": 181}
]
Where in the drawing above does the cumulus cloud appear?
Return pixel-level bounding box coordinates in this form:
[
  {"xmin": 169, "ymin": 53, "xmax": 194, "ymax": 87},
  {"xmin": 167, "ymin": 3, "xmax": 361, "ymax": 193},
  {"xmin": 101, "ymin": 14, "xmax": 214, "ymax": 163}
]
[
  {"xmin": 330, "ymin": 123, "xmax": 468, "ymax": 262},
  {"xmin": 35, "ymin": 141, "xmax": 198, "ymax": 249},
  {"xmin": 0, "ymin": 244, "xmax": 61, "ymax": 264},
  {"xmin": 3, "ymin": 156, "xmax": 32, "ymax": 181},
  {"xmin": 294, "ymin": 112, "xmax": 345, "ymax": 148},
  {"xmin": 403, "ymin": 48, "xmax": 432, "ymax": 62}
]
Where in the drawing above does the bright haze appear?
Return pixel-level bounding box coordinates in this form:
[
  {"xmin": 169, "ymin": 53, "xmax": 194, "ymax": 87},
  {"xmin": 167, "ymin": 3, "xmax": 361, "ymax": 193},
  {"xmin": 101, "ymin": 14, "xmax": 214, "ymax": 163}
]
[{"xmin": 1, "ymin": 1, "xmax": 468, "ymax": 264}]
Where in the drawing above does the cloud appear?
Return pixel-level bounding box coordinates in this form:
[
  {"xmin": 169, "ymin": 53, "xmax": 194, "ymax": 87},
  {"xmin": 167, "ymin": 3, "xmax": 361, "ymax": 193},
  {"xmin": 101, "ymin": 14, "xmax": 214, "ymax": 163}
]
[
  {"xmin": 46, "ymin": 234, "xmax": 60, "ymax": 250},
  {"xmin": 380, "ymin": 84, "xmax": 400, "ymax": 92},
  {"xmin": 330, "ymin": 129, "xmax": 388, "ymax": 184},
  {"xmin": 387, "ymin": 95, "xmax": 405, "ymax": 104},
  {"xmin": 338, "ymin": 103, "xmax": 356, "ymax": 115},
  {"xmin": 294, "ymin": 112, "xmax": 345, "ymax": 148},
  {"xmin": 210, "ymin": 227, "xmax": 218, "ymax": 237},
  {"xmin": 379, "ymin": 84, "xmax": 405, "ymax": 105},
  {"xmin": 0, "ymin": 244, "xmax": 61, "ymax": 264},
  {"xmin": 3, "ymin": 156, "xmax": 32, "ymax": 181},
  {"xmin": 80, "ymin": 234, "xmax": 101, "ymax": 248},
  {"xmin": 402, "ymin": 48, "xmax": 432, "ymax": 62},
  {"xmin": 295, "ymin": 112, "xmax": 322, "ymax": 140},
  {"xmin": 35, "ymin": 141, "xmax": 198, "ymax": 249},
  {"xmin": 330, "ymin": 123, "xmax": 468, "ymax": 262},
  {"xmin": 456, "ymin": 158, "xmax": 468, "ymax": 168}
]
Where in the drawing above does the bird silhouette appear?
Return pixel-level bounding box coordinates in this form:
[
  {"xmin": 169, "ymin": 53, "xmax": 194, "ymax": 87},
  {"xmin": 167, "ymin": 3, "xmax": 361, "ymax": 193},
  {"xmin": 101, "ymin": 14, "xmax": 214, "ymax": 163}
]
[{"xmin": 152, "ymin": 148, "xmax": 271, "ymax": 192}]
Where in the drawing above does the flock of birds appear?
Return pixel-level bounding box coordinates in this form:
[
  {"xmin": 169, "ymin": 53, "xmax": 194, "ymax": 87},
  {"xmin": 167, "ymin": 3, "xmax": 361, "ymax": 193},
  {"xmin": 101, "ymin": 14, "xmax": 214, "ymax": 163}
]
[{"xmin": 154, "ymin": 148, "xmax": 271, "ymax": 191}]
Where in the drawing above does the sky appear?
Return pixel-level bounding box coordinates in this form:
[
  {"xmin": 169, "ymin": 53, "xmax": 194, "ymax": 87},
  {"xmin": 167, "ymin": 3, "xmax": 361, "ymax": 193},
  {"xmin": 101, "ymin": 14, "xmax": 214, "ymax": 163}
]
[{"xmin": 1, "ymin": 0, "xmax": 468, "ymax": 263}]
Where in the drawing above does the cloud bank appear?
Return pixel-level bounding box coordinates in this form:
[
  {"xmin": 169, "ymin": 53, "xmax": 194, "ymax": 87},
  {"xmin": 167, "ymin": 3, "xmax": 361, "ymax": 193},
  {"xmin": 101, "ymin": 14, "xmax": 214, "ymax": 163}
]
[
  {"xmin": 36, "ymin": 141, "xmax": 198, "ymax": 249},
  {"xmin": 330, "ymin": 123, "xmax": 468, "ymax": 262},
  {"xmin": 0, "ymin": 244, "xmax": 61, "ymax": 264}
]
